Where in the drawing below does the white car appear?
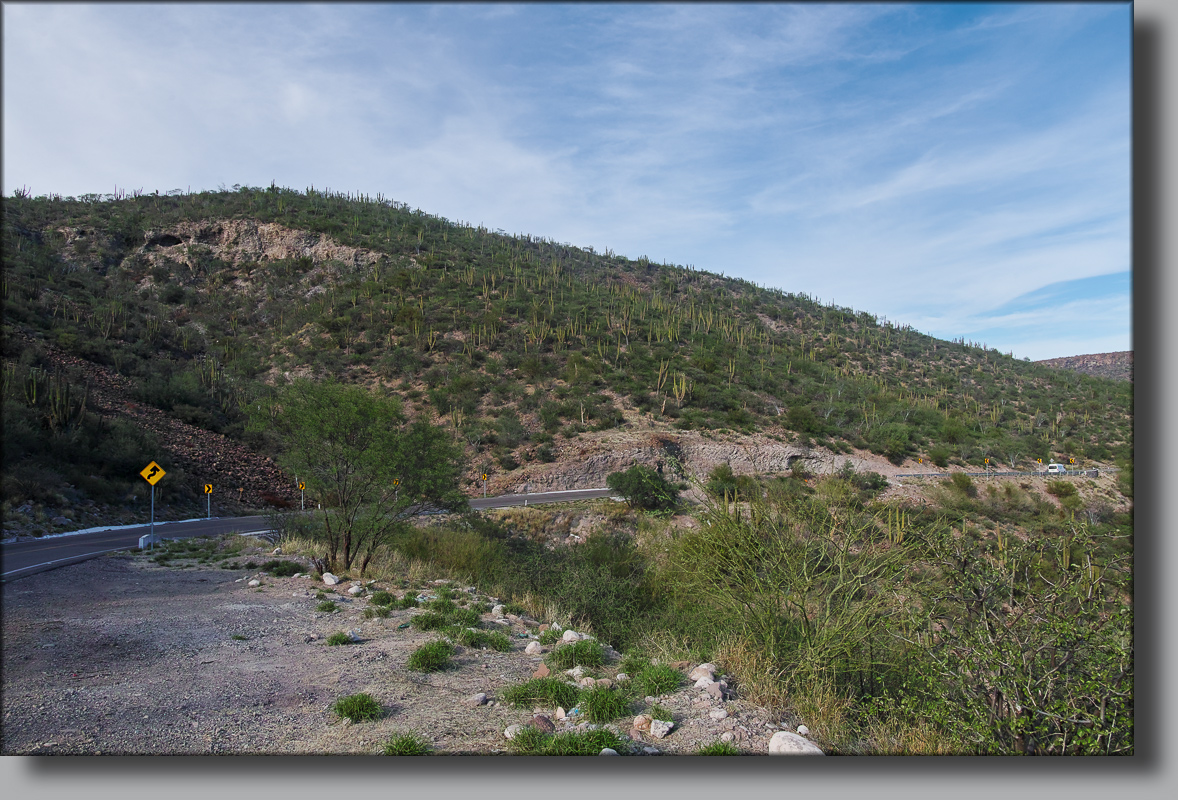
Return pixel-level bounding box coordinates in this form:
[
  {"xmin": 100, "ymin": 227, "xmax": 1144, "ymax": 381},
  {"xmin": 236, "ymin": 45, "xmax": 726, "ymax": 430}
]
[{"xmin": 1045, "ymin": 463, "xmax": 1068, "ymax": 475}]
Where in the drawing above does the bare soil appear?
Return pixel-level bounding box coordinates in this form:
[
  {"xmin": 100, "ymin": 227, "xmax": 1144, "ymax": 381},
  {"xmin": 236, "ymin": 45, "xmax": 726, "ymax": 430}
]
[{"xmin": 1, "ymin": 546, "xmax": 787, "ymax": 756}]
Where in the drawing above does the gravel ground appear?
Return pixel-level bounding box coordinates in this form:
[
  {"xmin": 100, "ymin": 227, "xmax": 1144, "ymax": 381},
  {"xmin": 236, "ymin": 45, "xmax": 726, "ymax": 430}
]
[{"xmin": 2, "ymin": 548, "xmax": 790, "ymax": 756}]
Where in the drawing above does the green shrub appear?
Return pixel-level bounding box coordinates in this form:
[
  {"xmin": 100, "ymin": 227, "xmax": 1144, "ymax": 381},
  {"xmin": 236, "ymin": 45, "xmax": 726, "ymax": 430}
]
[
  {"xmin": 1046, "ymin": 480, "xmax": 1077, "ymax": 498},
  {"xmin": 261, "ymin": 559, "xmax": 301, "ymax": 577},
  {"xmin": 447, "ymin": 608, "xmax": 481, "ymax": 627},
  {"xmin": 370, "ymin": 590, "xmax": 395, "ymax": 606},
  {"xmin": 326, "ymin": 631, "xmax": 354, "ymax": 646},
  {"xmin": 410, "ymin": 611, "xmax": 447, "ymax": 631},
  {"xmin": 606, "ymin": 465, "xmax": 679, "ymax": 512},
  {"xmin": 317, "ymin": 600, "xmax": 339, "ymax": 613},
  {"xmin": 407, "ymin": 640, "xmax": 453, "ymax": 672},
  {"xmin": 539, "ymin": 628, "xmax": 561, "ymax": 645},
  {"xmin": 505, "ymin": 725, "xmax": 551, "ymax": 754},
  {"xmin": 545, "ymin": 640, "xmax": 605, "ymax": 669},
  {"xmin": 427, "ymin": 598, "xmax": 457, "ymax": 615},
  {"xmin": 332, "ymin": 693, "xmax": 382, "ymax": 722},
  {"xmin": 578, "ymin": 686, "xmax": 630, "ymax": 723},
  {"xmin": 500, "ymin": 677, "xmax": 581, "ymax": 710},
  {"xmin": 543, "ymin": 729, "xmax": 629, "ymax": 756},
  {"xmin": 697, "ymin": 741, "xmax": 741, "ymax": 755},
  {"xmin": 648, "ymin": 703, "xmax": 673, "ymax": 722},
  {"xmin": 363, "ymin": 606, "xmax": 391, "ymax": 619},
  {"xmin": 448, "ymin": 626, "xmax": 512, "ymax": 652},
  {"xmin": 382, "ymin": 733, "xmax": 432, "ymax": 755},
  {"xmin": 398, "ymin": 595, "xmax": 420, "ymax": 609},
  {"xmin": 950, "ymin": 472, "xmax": 977, "ymax": 497}
]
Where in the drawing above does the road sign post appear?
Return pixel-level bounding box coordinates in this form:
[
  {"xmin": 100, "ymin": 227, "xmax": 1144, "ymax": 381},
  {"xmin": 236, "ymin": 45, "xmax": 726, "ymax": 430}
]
[
  {"xmin": 204, "ymin": 483, "xmax": 213, "ymax": 519},
  {"xmin": 298, "ymin": 481, "xmax": 305, "ymax": 511},
  {"xmin": 139, "ymin": 461, "xmax": 166, "ymax": 550},
  {"xmin": 481, "ymin": 473, "xmax": 488, "ymax": 498}
]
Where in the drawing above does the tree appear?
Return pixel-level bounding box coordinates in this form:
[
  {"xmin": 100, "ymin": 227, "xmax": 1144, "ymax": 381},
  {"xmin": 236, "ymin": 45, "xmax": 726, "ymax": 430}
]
[
  {"xmin": 607, "ymin": 464, "xmax": 678, "ymax": 513},
  {"xmin": 256, "ymin": 379, "xmax": 467, "ymax": 574}
]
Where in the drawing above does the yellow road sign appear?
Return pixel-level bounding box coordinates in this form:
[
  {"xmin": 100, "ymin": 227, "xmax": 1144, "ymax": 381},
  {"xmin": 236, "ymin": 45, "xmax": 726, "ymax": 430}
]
[
  {"xmin": 298, "ymin": 481, "xmax": 305, "ymax": 491},
  {"xmin": 481, "ymin": 473, "xmax": 489, "ymax": 481},
  {"xmin": 393, "ymin": 479, "xmax": 400, "ymax": 486},
  {"xmin": 140, "ymin": 461, "xmax": 166, "ymax": 485},
  {"xmin": 204, "ymin": 484, "xmax": 213, "ymax": 494}
]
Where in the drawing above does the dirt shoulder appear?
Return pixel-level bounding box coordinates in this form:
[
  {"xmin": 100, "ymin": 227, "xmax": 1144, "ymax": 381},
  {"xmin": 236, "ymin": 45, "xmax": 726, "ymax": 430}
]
[{"xmin": 1, "ymin": 547, "xmax": 789, "ymax": 756}]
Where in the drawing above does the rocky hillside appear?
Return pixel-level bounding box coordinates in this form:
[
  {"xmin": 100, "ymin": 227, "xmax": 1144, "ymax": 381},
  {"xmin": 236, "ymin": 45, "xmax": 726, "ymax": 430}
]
[{"xmin": 1036, "ymin": 351, "xmax": 1132, "ymax": 382}]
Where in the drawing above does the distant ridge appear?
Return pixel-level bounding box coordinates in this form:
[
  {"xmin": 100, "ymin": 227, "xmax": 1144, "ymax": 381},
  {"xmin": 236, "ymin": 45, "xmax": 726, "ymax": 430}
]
[{"xmin": 1035, "ymin": 351, "xmax": 1132, "ymax": 382}]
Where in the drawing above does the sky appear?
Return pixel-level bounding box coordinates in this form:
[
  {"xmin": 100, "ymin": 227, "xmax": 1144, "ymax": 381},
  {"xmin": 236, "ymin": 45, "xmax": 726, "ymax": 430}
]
[{"xmin": 2, "ymin": 2, "xmax": 1131, "ymax": 361}]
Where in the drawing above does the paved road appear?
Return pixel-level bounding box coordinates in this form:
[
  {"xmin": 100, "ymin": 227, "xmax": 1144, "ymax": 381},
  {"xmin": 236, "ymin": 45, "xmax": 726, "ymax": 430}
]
[{"xmin": 1, "ymin": 488, "xmax": 619, "ymax": 581}]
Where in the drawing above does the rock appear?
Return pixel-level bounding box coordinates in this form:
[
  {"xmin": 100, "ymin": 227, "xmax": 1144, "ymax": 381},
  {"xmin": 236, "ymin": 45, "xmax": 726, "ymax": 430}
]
[
  {"xmin": 670, "ymin": 660, "xmax": 692, "ymax": 670},
  {"xmin": 796, "ymin": 724, "xmax": 810, "ymax": 736},
  {"xmin": 595, "ymin": 678, "xmax": 613, "ymax": 690},
  {"xmin": 551, "ymin": 623, "xmax": 563, "ymax": 632},
  {"xmin": 321, "ymin": 573, "xmax": 340, "ymax": 585},
  {"xmin": 709, "ymin": 708, "xmax": 729, "ymax": 721},
  {"xmin": 615, "ymin": 673, "xmax": 629, "ymax": 682},
  {"xmin": 578, "ymin": 677, "xmax": 596, "ymax": 688},
  {"xmin": 599, "ymin": 748, "xmax": 619, "ymax": 756},
  {"xmin": 529, "ymin": 715, "xmax": 555, "ymax": 734},
  {"xmin": 272, "ymin": 547, "xmax": 282, "ymax": 555},
  {"xmin": 561, "ymin": 630, "xmax": 583, "ymax": 643},
  {"xmin": 704, "ymin": 681, "xmax": 730, "ymax": 700},
  {"xmin": 643, "ymin": 746, "xmax": 661, "ymax": 755},
  {"xmin": 504, "ymin": 724, "xmax": 525, "ymax": 740},
  {"xmin": 649, "ymin": 719, "xmax": 674, "ymax": 739},
  {"xmin": 466, "ymin": 693, "xmax": 488, "ymax": 707},
  {"xmin": 566, "ymin": 666, "xmax": 586, "ymax": 680},
  {"xmin": 247, "ymin": 579, "xmax": 261, "ymax": 587},
  {"xmin": 347, "ymin": 585, "xmax": 364, "ymax": 596},
  {"xmin": 768, "ymin": 731, "xmax": 825, "ymax": 755},
  {"xmin": 532, "ymin": 664, "xmax": 551, "ymax": 679},
  {"xmin": 506, "ymin": 613, "xmax": 520, "ymax": 622},
  {"xmin": 524, "ymin": 641, "xmax": 544, "ymax": 655},
  {"xmin": 538, "ymin": 624, "xmax": 550, "ymax": 633},
  {"xmin": 491, "ymin": 604, "xmax": 505, "ymax": 617},
  {"xmin": 689, "ymin": 663, "xmax": 717, "ymax": 681},
  {"xmin": 51, "ymin": 516, "xmax": 70, "ymax": 526},
  {"xmin": 347, "ymin": 629, "xmax": 360, "ymax": 642},
  {"xmin": 694, "ymin": 677, "xmax": 716, "ymax": 689},
  {"xmin": 720, "ymin": 731, "xmax": 735, "ymax": 743},
  {"xmin": 633, "ymin": 714, "xmax": 653, "ymax": 732},
  {"xmin": 555, "ymin": 707, "xmax": 566, "ymax": 720}
]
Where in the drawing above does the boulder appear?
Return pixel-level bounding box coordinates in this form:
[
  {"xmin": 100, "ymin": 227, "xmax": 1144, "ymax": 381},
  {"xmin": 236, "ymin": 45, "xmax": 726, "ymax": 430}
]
[
  {"xmin": 689, "ymin": 663, "xmax": 718, "ymax": 681},
  {"xmin": 709, "ymin": 708, "xmax": 729, "ymax": 721},
  {"xmin": 633, "ymin": 714, "xmax": 653, "ymax": 732},
  {"xmin": 768, "ymin": 731, "xmax": 825, "ymax": 755},
  {"xmin": 599, "ymin": 748, "xmax": 619, "ymax": 756},
  {"xmin": 524, "ymin": 641, "xmax": 544, "ymax": 655},
  {"xmin": 504, "ymin": 724, "xmax": 525, "ymax": 740},
  {"xmin": 321, "ymin": 573, "xmax": 340, "ymax": 585},
  {"xmin": 466, "ymin": 693, "xmax": 488, "ymax": 707},
  {"xmin": 247, "ymin": 579, "xmax": 261, "ymax": 587},
  {"xmin": 649, "ymin": 719, "xmax": 674, "ymax": 739},
  {"xmin": 797, "ymin": 724, "xmax": 810, "ymax": 736},
  {"xmin": 561, "ymin": 630, "xmax": 583, "ymax": 643},
  {"xmin": 529, "ymin": 715, "xmax": 555, "ymax": 734}
]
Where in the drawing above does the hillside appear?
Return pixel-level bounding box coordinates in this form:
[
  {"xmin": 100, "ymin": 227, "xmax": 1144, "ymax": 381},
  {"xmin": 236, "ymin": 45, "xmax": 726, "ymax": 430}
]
[
  {"xmin": 1036, "ymin": 351, "xmax": 1133, "ymax": 382},
  {"xmin": 2, "ymin": 185, "xmax": 1133, "ymax": 524}
]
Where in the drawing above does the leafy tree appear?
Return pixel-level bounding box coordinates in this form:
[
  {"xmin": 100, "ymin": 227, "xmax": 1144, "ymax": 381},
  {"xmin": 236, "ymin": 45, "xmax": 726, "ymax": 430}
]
[
  {"xmin": 256, "ymin": 379, "xmax": 467, "ymax": 574},
  {"xmin": 606, "ymin": 464, "xmax": 679, "ymax": 513}
]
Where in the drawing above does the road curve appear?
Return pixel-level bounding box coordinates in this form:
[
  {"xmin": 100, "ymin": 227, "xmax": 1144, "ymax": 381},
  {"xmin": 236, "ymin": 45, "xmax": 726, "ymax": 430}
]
[{"xmin": 2, "ymin": 488, "xmax": 620, "ymax": 581}]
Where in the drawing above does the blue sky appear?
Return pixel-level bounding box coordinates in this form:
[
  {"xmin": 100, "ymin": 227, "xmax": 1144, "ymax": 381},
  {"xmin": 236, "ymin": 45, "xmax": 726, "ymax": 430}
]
[{"xmin": 2, "ymin": 2, "xmax": 1131, "ymax": 361}]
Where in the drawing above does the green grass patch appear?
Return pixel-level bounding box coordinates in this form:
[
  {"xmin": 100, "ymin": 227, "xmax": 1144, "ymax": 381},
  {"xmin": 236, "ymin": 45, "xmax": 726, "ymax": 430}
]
[
  {"xmin": 369, "ymin": 590, "xmax": 396, "ymax": 606},
  {"xmin": 578, "ymin": 686, "xmax": 631, "ymax": 723},
  {"xmin": 510, "ymin": 728, "xmax": 630, "ymax": 756},
  {"xmin": 316, "ymin": 600, "xmax": 340, "ymax": 613},
  {"xmin": 426, "ymin": 598, "xmax": 457, "ymax": 614},
  {"xmin": 500, "ymin": 677, "xmax": 581, "ymax": 710},
  {"xmin": 407, "ymin": 640, "xmax": 453, "ymax": 672},
  {"xmin": 447, "ymin": 607, "xmax": 481, "ymax": 627},
  {"xmin": 410, "ymin": 611, "xmax": 447, "ymax": 631},
  {"xmin": 261, "ymin": 559, "xmax": 301, "ymax": 577},
  {"xmin": 383, "ymin": 733, "xmax": 432, "ymax": 755},
  {"xmin": 648, "ymin": 703, "xmax": 673, "ymax": 722},
  {"xmin": 448, "ymin": 626, "xmax": 512, "ymax": 651},
  {"xmin": 697, "ymin": 741, "xmax": 741, "ymax": 755},
  {"xmin": 230, "ymin": 634, "xmax": 248, "ymax": 641},
  {"xmin": 538, "ymin": 628, "xmax": 561, "ymax": 645},
  {"xmin": 363, "ymin": 606, "xmax": 392, "ymax": 619},
  {"xmin": 326, "ymin": 632, "xmax": 355, "ymax": 646},
  {"xmin": 636, "ymin": 663, "xmax": 682, "ymax": 696},
  {"xmin": 398, "ymin": 595, "xmax": 420, "ymax": 609},
  {"xmin": 332, "ymin": 692, "xmax": 382, "ymax": 722},
  {"xmin": 545, "ymin": 639, "xmax": 605, "ymax": 669}
]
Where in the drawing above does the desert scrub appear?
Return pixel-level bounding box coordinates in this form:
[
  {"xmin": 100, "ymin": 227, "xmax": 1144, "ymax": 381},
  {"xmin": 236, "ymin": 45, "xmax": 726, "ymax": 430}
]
[
  {"xmin": 363, "ymin": 606, "xmax": 392, "ymax": 619},
  {"xmin": 407, "ymin": 640, "xmax": 453, "ymax": 672},
  {"xmin": 316, "ymin": 600, "xmax": 340, "ymax": 613},
  {"xmin": 426, "ymin": 598, "xmax": 457, "ymax": 614},
  {"xmin": 398, "ymin": 595, "xmax": 420, "ymax": 609},
  {"xmin": 636, "ymin": 663, "xmax": 682, "ymax": 696},
  {"xmin": 410, "ymin": 611, "xmax": 447, "ymax": 631},
  {"xmin": 538, "ymin": 628, "xmax": 561, "ymax": 645},
  {"xmin": 369, "ymin": 590, "xmax": 395, "ymax": 606},
  {"xmin": 697, "ymin": 741, "xmax": 741, "ymax": 755},
  {"xmin": 500, "ymin": 677, "xmax": 581, "ymax": 710},
  {"xmin": 447, "ymin": 607, "xmax": 481, "ymax": 627},
  {"xmin": 230, "ymin": 634, "xmax": 248, "ymax": 641},
  {"xmin": 383, "ymin": 733, "xmax": 432, "ymax": 755},
  {"xmin": 326, "ymin": 632, "xmax": 355, "ymax": 646},
  {"xmin": 332, "ymin": 693, "xmax": 382, "ymax": 722},
  {"xmin": 578, "ymin": 686, "xmax": 630, "ymax": 723},
  {"xmin": 545, "ymin": 640, "xmax": 605, "ymax": 669}
]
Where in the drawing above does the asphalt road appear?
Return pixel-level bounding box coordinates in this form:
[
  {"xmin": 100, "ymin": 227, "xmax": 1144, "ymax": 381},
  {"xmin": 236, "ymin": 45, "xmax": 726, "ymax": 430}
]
[{"xmin": 1, "ymin": 488, "xmax": 619, "ymax": 581}]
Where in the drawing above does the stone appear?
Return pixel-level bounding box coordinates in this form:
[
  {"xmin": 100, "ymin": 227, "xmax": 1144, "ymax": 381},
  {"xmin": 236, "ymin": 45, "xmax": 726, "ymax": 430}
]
[
  {"xmin": 649, "ymin": 719, "xmax": 674, "ymax": 739},
  {"xmin": 555, "ymin": 707, "xmax": 566, "ymax": 720},
  {"xmin": 248, "ymin": 579, "xmax": 261, "ymax": 587},
  {"xmin": 704, "ymin": 681, "xmax": 729, "ymax": 700},
  {"xmin": 689, "ymin": 663, "xmax": 717, "ymax": 681},
  {"xmin": 561, "ymin": 630, "xmax": 583, "ymax": 643},
  {"xmin": 491, "ymin": 604, "xmax": 505, "ymax": 617},
  {"xmin": 532, "ymin": 664, "xmax": 551, "ymax": 679},
  {"xmin": 615, "ymin": 673, "xmax": 629, "ymax": 682},
  {"xmin": 694, "ymin": 677, "xmax": 716, "ymax": 689},
  {"xmin": 633, "ymin": 714, "xmax": 653, "ymax": 732},
  {"xmin": 321, "ymin": 573, "xmax": 340, "ymax": 585},
  {"xmin": 670, "ymin": 660, "xmax": 692, "ymax": 670},
  {"xmin": 643, "ymin": 746, "xmax": 661, "ymax": 755},
  {"xmin": 578, "ymin": 677, "xmax": 596, "ymax": 688},
  {"xmin": 524, "ymin": 641, "xmax": 543, "ymax": 655},
  {"xmin": 51, "ymin": 516, "xmax": 70, "ymax": 526},
  {"xmin": 709, "ymin": 708, "xmax": 729, "ymax": 722},
  {"xmin": 504, "ymin": 724, "xmax": 525, "ymax": 740},
  {"xmin": 796, "ymin": 724, "xmax": 810, "ymax": 736},
  {"xmin": 720, "ymin": 731, "xmax": 735, "ymax": 743},
  {"xmin": 347, "ymin": 585, "xmax": 364, "ymax": 596},
  {"xmin": 595, "ymin": 678, "xmax": 613, "ymax": 690},
  {"xmin": 466, "ymin": 693, "xmax": 488, "ymax": 707},
  {"xmin": 768, "ymin": 731, "xmax": 825, "ymax": 755},
  {"xmin": 538, "ymin": 624, "xmax": 550, "ymax": 633},
  {"xmin": 272, "ymin": 547, "xmax": 282, "ymax": 555},
  {"xmin": 347, "ymin": 629, "xmax": 361, "ymax": 641},
  {"xmin": 506, "ymin": 614, "xmax": 520, "ymax": 622},
  {"xmin": 566, "ymin": 665, "xmax": 586, "ymax": 680},
  {"xmin": 599, "ymin": 748, "xmax": 619, "ymax": 756},
  {"xmin": 529, "ymin": 715, "xmax": 555, "ymax": 734}
]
